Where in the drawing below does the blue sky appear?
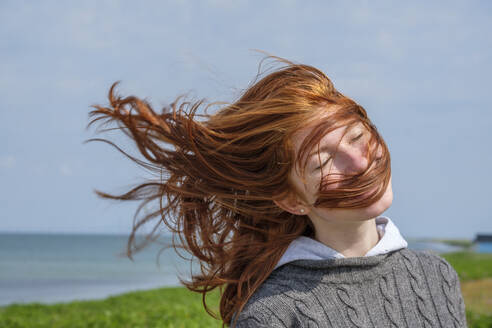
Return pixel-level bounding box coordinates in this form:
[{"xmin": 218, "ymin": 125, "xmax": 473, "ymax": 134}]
[{"xmin": 1, "ymin": 0, "xmax": 491, "ymax": 239}]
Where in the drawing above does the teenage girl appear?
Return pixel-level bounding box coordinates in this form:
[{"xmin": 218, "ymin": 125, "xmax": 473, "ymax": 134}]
[{"xmin": 88, "ymin": 56, "xmax": 466, "ymax": 327}]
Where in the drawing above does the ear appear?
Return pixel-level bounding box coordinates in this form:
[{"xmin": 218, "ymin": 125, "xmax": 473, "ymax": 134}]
[{"xmin": 273, "ymin": 192, "xmax": 310, "ymax": 216}]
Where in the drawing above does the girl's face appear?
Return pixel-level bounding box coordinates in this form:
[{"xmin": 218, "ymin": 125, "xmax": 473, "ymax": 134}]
[{"xmin": 279, "ymin": 120, "xmax": 393, "ymax": 224}]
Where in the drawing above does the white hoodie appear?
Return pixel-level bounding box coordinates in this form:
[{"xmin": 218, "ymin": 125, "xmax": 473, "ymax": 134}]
[{"xmin": 274, "ymin": 216, "xmax": 408, "ymax": 270}]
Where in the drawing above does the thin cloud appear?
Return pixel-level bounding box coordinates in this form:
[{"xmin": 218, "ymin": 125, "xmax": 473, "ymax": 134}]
[
  {"xmin": 0, "ymin": 155, "xmax": 16, "ymax": 168},
  {"xmin": 59, "ymin": 163, "xmax": 73, "ymax": 176}
]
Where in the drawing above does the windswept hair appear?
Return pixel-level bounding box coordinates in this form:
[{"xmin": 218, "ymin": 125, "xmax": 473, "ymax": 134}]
[{"xmin": 86, "ymin": 55, "xmax": 390, "ymax": 327}]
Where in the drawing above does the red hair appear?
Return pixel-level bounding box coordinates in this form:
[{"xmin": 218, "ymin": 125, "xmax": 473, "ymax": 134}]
[{"xmin": 86, "ymin": 55, "xmax": 390, "ymax": 326}]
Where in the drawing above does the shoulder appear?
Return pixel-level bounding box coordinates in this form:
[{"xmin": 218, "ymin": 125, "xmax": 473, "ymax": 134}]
[
  {"xmin": 398, "ymin": 248, "xmax": 466, "ymax": 325},
  {"xmin": 232, "ymin": 296, "xmax": 289, "ymax": 328},
  {"xmin": 232, "ymin": 278, "xmax": 296, "ymax": 327},
  {"xmin": 233, "ymin": 262, "xmax": 336, "ymax": 327},
  {"xmin": 396, "ymin": 248, "xmax": 464, "ymax": 307},
  {"xmin": 233, "ymin": 267, "xmax": 308, "ymax": 327},
  {"xmin": 398, "ymin": 248, "xmax": 461, "ymax": 281}
]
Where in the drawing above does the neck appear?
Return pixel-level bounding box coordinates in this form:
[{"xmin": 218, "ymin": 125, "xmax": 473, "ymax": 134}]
[{"xmin": 312, "ymin": 217, "xmax": 380, "ymax": 258}]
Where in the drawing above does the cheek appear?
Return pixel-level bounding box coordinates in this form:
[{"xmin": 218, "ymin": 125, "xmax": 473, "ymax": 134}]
[
  {"xmin": 374, "ymin": 180, "xmax": 393, "ymax": 210},
  {"xmin": 290, "ymin": 171, "xmax": 315, "ymax": 198},
  {"xmin": 318, "ymin": 173, "xmax": 342, "ymax": 192},
  {"xmin": 317, "ymin": 162, "xmax": 345, "ymax": 191},
  {"xmin": 299, "ymin": 175, "xmax": 323, "ymax": 203}
]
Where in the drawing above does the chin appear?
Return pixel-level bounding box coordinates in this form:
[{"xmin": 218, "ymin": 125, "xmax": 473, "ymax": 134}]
[
  {"xmin": 363, "ymin": 181, "xmax": 393, "ymax": 218},
  {"xmin": 314, "ymin": 190, "xmax": 393, "ymax": 223},
  {"xmin": 310, "ymin": 179, "xmax": 394, "ymax": 223}
]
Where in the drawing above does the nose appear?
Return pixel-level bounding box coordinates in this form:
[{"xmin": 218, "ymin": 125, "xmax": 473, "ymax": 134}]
[{"xmin": 334, "ymin": 141, "xmax": 369, "ymax": 175}]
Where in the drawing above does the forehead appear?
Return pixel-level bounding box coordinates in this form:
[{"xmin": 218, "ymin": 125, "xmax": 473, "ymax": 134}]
[
  {"xmin": 291, "ymin": 120, "xmax": 363, "ymax": 154},
  {"xmin": 290, "ymin": 108, "xmax": 336, "ymax": 146},
  {"xmin": 291, "ymin": 124, "xmax": 345, "ymax": 151}
]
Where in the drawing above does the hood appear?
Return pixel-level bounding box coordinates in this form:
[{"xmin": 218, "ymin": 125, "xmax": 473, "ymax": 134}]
[{"xmin": 274, "ymin": 216, "xmax": 408, "ymax": 270}]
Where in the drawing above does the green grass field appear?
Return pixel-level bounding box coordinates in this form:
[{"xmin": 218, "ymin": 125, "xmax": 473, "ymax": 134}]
[
  {"xmin": 445, "ymin": 252, "xmax": 492, "ymax": 327},
  {"xmin": 0, "ymin": 287, "xmax": 223, "ymax": 328},
  {"xmin": 443, "ymin": 251, "xmax": 492, "ymax": 281},
  {"xmin": 1, "ymin": 251, "xmax": 491, "ymax": 327}
]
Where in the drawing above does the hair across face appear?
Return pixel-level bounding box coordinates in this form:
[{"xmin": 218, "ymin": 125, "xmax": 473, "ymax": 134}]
[
  {"xmin": 290, "ymin": 106, "xmax": 392, "ymax": 211},
  {"xmin": 285, "ymin": 112, "xmax": 393, "ymax": 225}
]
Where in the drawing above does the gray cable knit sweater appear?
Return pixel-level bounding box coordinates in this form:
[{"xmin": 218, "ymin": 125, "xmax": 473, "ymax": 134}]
[{"xmin": 233, "ymin": 248, "xmax": 467, "ymax": 327}]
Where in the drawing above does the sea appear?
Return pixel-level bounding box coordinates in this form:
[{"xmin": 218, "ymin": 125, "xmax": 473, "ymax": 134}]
[{"xmin": 0, "ymin": 232, "xmax": 467, "ymax": 307}]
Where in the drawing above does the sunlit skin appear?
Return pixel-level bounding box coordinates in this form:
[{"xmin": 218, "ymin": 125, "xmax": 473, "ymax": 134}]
[{"xmin": 274, "ymin": 117, "xmax": 393, "ymax": 257}]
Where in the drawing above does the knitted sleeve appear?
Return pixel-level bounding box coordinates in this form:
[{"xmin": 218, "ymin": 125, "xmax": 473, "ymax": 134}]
[
  {"xmin": 232, "ymin": 301, "xmax": 288, "ymax": 328},
  {"xmin": 455, "ymin": 271, "xmax": 467, "ymax": 326},
  {"xmin": 423, "ymin": 251, "xmax": 467, "ymax": 327},
  {"xmin": 439, "ymin": 255, "xmax": 467, "ymax": 327}
]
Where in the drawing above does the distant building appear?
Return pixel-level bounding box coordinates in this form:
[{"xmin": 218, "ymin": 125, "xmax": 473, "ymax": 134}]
[{"xmin": 473, "ymin": 234, "xmax": 492, "ymax": 253}]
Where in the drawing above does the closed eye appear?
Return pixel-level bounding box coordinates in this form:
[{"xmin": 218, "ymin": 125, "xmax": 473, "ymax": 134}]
[
  {"xmin": 351, "ymin": 133, "xmax": 363, "ymax": 142},
  {"xmin": 314, "ymin": 133, "xmax": 363, "ymax": 171},
  {"xmin": 315, "ymin": 157, "xmax": 331, "ymax": 170}
]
